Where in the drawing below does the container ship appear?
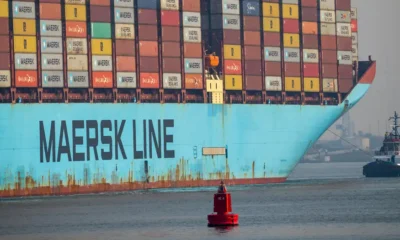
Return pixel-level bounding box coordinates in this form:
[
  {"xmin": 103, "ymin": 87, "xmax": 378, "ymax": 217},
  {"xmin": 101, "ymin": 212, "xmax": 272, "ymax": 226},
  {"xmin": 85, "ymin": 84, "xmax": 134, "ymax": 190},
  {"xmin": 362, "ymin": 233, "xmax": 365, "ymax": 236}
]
[{"xmin": 0, "ymin": 0, "xmax": 376, "ymax": 197}]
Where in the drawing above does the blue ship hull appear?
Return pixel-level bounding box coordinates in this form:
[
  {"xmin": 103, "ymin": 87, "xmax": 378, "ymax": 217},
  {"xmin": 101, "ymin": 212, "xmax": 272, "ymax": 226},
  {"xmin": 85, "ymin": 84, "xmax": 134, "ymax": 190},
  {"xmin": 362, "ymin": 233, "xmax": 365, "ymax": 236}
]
[{"xmin": 0, "ymin": 79, "xmax": 374, "ymax": 197}]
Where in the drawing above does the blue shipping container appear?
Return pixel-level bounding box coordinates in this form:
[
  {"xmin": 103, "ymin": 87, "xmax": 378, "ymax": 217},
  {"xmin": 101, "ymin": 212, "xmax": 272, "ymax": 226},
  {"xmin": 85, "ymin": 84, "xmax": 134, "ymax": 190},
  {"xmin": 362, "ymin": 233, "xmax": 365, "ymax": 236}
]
[
  {"xmin": 242, "ymin": 0, "xmax": 260, "ymax": 16},
  {"xmin": 137, "ymin": 0, "xmax": 158, "ymax": 9}
]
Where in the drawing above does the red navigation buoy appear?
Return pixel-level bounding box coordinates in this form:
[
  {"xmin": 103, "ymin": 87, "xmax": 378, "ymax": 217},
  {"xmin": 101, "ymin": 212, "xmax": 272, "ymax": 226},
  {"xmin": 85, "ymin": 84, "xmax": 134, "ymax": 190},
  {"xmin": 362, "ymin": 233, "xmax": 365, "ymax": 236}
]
[{"xmin": 207, "ymin": 181, "xmax": 239, "ymax": 227}]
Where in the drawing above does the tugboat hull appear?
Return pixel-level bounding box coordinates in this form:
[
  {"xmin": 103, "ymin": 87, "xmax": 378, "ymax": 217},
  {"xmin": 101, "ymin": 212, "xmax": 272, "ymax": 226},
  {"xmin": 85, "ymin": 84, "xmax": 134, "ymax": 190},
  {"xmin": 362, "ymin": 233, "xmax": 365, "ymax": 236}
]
[{"xmin": 363, "ymin": 161, "xmax": 400, "ymax": 178}]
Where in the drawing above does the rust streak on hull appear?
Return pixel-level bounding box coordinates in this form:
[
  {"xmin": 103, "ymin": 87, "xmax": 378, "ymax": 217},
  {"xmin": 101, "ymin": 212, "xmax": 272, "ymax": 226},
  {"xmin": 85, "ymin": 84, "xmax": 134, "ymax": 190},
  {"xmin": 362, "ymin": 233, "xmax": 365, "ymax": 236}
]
[{"xmin": 0, "ymin": 177, "xmax": 286, "ymax": 198}]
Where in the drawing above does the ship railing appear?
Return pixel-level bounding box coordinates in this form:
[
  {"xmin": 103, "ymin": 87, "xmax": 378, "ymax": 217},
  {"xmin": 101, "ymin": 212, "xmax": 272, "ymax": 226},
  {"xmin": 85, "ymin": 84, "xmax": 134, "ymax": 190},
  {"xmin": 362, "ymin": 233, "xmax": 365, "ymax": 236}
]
[{"xmin": 374, "ymin": 151, "xmax": 400, "ymax": 156}]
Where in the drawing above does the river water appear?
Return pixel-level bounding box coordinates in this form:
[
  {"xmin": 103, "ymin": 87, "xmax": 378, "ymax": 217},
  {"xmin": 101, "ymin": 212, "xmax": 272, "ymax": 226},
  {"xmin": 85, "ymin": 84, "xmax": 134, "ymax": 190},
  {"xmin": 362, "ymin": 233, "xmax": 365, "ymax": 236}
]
[{"xmin": 0, "ymin": 162, "xmax": 399, "ymax": 240}]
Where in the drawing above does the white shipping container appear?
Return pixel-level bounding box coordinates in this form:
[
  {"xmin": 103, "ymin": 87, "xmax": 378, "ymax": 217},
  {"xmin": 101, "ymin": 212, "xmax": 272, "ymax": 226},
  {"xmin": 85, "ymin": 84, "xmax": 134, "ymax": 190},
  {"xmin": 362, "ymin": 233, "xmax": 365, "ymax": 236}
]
[
  {"xmin": 66, "ymin": 38, "xmax": 88, "ymax": 54},
  {"xmin": 67, "ymin": 55, "xmax": 88, "ymax": 71},
  {"xmin": 184, "ymin": 58, "xmax": 203, "ymax": 73},
  {"xmin": 319, "ymin": 0, "xmax": 335, "ymax": 10},
  {"xmin": 114, "ymin": 0, "xmax": 134, "ymax": 8},
  {"xmin": 65, "ymin": 0, "xmax": 86, "ymax": 4},
  {"xmin": 264, "ymin": 47, "xmax": 281, "ymax": 62},
  {"xmin": 222, "ymin": 0, "xmax": 240, "ymax": 15},
  {"xmin": 68, "ymin": 71, "xmax": 89, "ymax": 88},
  {"xmin": 163, "ymin": 73, "xmax": 182, "ymax": 89},
  {"xmin": 13, "ymin": 2, "xmax": 36, "ymax": 19},
  {"xmin": 352, "ymin": 45, "xmax": 358, "ymax": 57},
  {"xmin": 160, "ymin": 0, "xmax": 180, "ymax": 10},
  {"xmin": 41, "ymin": 37, "xmax": 63, "ymax": 54},
  {"xmin": 0, "ymin": 70, "xmax": 11, "ymax": 88},
  {"xmin": 303, "ymin": 49, "xmax": 319, "ymax": 63},
  {"xmin": 42, "ymin": 71, "xmax": 64, "ymax": 88},
  {"xmin": 183, "ymin": 28, "xmax": 202, "ymax": 43},
  {"xmin": 42, "ymin": 54, "xmax": 63, "ymax": 70},
  {"xmin": 320, "ymin": 10, "xmax": 335, "ymax": 23},
  {"xmin": 336, "ymin": 11, "xmax": 351, "ymax": 23},
  {"xmin": 182, "ymin": 12, "xmax": 201, "ymax": 27},
  {"xmin": 117, "ymin": 72, "xmax": 137, "ymax": 88},
  {"xmin": 323, "ymin": 78, "xmax": 338, "ymax": 92},
  {"xmin": 115, "ymin": 24, "xmax": 135, "ymax": 39},
  {"xmin": 223, "ymin": 14, "xmax": 240, "ymax": 30},
  {"xmin": 352, "ymin": 33, "xmax": 358, "ymax": 44},
  {"xmin": 337, "ymin": 51, "xmax": 352, "ymax": 65},
  {"xmin": 15, "ymin": 53, "xmax": 37, "ymax": 70},
  {"xmin": 351, "ymin": 8, "xmax": 357, "ymax": 19},
  {"xmin": 337, "ymin": 23, "xmax": 351, "ymax": 37},
  {"xmin": 40, "ymin": 20, "xmax": 62, "ymax": 37},
  {"xmin": 92, "ymin": 55, "xmax": 113, "ymax": 71},
  {"xmin": 284, "ymin": 48, "xmax": 300, "ymax": 63},
  {"xmin": 115, "ymin": 7, "xmax": 135, "ymax": 24},
  {"xmin": 265, "ymin": 76, "xmax": 282, "ymax": 91},
  {"xmin": 320, "ymin": 23, "xmax": 336, "ymax": 36}
]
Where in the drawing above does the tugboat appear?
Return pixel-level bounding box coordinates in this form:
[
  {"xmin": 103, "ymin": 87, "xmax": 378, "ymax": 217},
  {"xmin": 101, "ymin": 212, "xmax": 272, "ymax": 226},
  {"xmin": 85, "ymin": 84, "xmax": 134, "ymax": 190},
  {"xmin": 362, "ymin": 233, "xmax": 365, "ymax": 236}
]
[{"xmin": 363, "ymin": 112, "xmax": 400, "ymax": 177}]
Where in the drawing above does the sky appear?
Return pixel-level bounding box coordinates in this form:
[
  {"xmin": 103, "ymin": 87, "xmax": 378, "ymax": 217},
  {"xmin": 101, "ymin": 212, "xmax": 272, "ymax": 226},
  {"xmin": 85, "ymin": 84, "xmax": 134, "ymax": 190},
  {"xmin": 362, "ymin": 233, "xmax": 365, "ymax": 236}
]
[{"xmin": 322, "ymin": 0, "xmax": 400, "ymax": 139}]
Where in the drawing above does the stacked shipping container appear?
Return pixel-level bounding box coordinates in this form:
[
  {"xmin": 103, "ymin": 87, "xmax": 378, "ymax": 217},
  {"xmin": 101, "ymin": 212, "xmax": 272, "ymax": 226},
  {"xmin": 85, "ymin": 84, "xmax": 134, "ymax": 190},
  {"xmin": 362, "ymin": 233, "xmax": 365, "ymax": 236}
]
[
  {"xmin": 65, "ymin": 0, "xmax": 89, "ymax": 88},
  {"xmin": 351, "ymin": 7, "xmax": 358, "ymax": 75},
  {"xmin": 336, "ymin": 0, "xmax": 352, "ymax": 93},
  {"xmin": 282, "ymin": 0, "xmax": 301, "ymax": 92},
  {"xmin": 320, "ymin": 0, "xmax": 338, "ymax": 93},
  {"xmin": 13, "ymin": 1, "xmax": 38, "ymax": 88},
  {"xmin": 90, "ymin": 0, "xmax": 113, "ymax": 88},
  {"xmin": 40, "ymin": 0, "xmax": 64, "ymax": 88},
  {"xmin": 263, "ymin": 0, "xmax": 283, "ymax": 92},
  {"xmin": 182, "ymin": 0, "xmax": 203, "ymax": 90},
  {"xmin": 242, "ymin": 0, "xmax": 262, "ymax": 91},
  {"xmin": 0, "ymin": 1, "xmax": 10, "ymax": 88},
  {"xmin": 115, "ymin": 0, "xmax": 136, "ymax": 88},
  {"xmin": 161, "ymin": 0, "xmax": 182, "ymax": 89},
  {"xmin": 301, "ymin": 0, "xmax": 320, "ymax": 93},
  {"xmin": 137, "ymin": 0, "xmax": 159, "ymax": 88}
]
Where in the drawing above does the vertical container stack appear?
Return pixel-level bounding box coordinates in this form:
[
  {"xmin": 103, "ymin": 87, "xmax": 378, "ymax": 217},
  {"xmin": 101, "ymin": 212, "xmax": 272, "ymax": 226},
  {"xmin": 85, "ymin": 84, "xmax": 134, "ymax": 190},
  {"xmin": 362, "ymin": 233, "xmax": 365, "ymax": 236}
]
[
  {"xmin": 13, "ymin": 1, "xmax": 38, "ymax": 88},
  {"xmin": 319, "ymin": 0, "xmax": 338, "ymax": 93},
  {"xmin": 161, "ymin": 0, "xmax": 182, "ymax": 90},
  {"xmin": 351, "ymin": 7, "xmax": 358, "ymax": 76},
  {"xmin": 301, "ymin": 0, "xmax": 320, "ymax": 93},
  {"xmin": 209, "ymin": 0, "xmax": 241, "ymax": 92},
  {"xmin": 242, "ymin": 0, "xmax": 262, "ymax": 91},
  {"xmin": 335, "ymin": 0, "xmax": 352, "ymax": 93},
  {"xmin": 182, "ymin": 0, "xmax": 203, "ymax": 90},
  {"xmin": 65, "ymin": 0, "xmax": 89, "ymax": 88},
  {"xmin": 114, "ymin": 0, "xmax": 136, "ymax": 89},
  {"xmin": 0, "ymin": 1, "xmax": 10, "ymax": 88},
  {"xmin": 137, "ymin": 0, "xmax": 159, "ymax": 89},
  {"xmin": 282, "ymin": 0, "xmax": 301, "ymax": 93},
  {"xmin": 263, "ymin": 0, "xmax": 283, "ymax": 92},
  {"xmin": 90, "ymin": 0, "xmax": 113, "ymax": 88},
  {"xmin": 40, "ymin": 0, "xmax": 64, "ymax": 89}
]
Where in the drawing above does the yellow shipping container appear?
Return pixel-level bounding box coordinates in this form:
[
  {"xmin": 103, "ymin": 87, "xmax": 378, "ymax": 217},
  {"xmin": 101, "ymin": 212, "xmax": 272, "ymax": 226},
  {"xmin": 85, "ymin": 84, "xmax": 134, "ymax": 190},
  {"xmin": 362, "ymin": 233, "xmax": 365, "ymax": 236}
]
[
  {"xmin": 283, "ymin": 33, "xmax": 300, "ymax": 47},
  {"xmin": 65, "ymin": 5, "xmax": 86, "ymax": 21},
  {"xmin": 263, "ymin": 17, "xmax": 280, "ymax": 32},
  {"xmin": 282, "ymin": 4, "xmax": 299, "ymax": 19},
  {"xmin": 13, "ymin": 19, "xmax": 36, "ymax": 36},
  {"xmin": 0, "ymin": 1, "xmax": 9, "ymax": 18},
  {"xmin": 225, "ymin": 75, "xmax": 242, "ymax": 90},
  {"xmin": 224, "ymin": 45, "xmax": 241, "ymax": 60},
  {"xmin": 14, "ymin": 36, "xmax": 37, "ymax": 53},
  {"xmin": 262, "ymin": 3, "xmax": 280, "ymax": 17},
  {"xmin": 91, "ymin": 39, "xmax": 112, "ymax": 55},
  {"xmin": 206, "ymin": 79, "xmax": 223, "ymax": 92},
  {"xmin": 285, "ymin": 77, "xmax": 301, "ymax": 92},
  {"xmin": 304, "ymin": 78, "xmax": 320, "ymax": 92}
]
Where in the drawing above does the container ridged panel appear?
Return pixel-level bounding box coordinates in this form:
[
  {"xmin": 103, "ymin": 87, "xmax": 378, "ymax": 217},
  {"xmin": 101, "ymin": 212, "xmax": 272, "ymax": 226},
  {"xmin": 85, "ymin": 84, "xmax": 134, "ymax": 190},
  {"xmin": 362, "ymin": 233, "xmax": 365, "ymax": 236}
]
[
  {"xmin": 13, "ymin": 1, "xmax": 38, "ymax": 88},
  {"xmin": 0, "ymin": 1, "xmax": 11, "ymax": 88},
  {"xmin": 351, "ymin": 7, "xmax": 358, "ymax": 78}
]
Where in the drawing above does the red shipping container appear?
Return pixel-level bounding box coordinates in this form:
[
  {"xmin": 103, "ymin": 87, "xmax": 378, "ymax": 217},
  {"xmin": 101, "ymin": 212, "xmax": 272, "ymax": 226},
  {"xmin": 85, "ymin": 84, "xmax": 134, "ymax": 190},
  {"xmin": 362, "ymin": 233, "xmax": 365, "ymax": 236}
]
[
  {"xmin": 302, "ymin": 7, "xmax": 318, "ymax": 22},
  {"xmin": 339, "ymin": 78, "xmax": 353, "ymax": 93},
  {"xmin": 161, "ymin": 11, "xmax": 180, "ymax": 26},
  {"xmin": 264, "ymin": 32, "xmax": 281, "ymax": 47},
  {"xmin": 224, "ymin": 60, "xmax": 242, "ymax": 75},
  {"xmin": 163, "ymin": 57, "xmax": 182, "ymax": 73},
  {"xmin": 0, "ymin": 36, "xmax": 10, "ymax": 53},
  {"xmin": 138, "ymin": 9, "xmax": 158, "ymax": 25},
  {"xmin": 40, "ymin": 3, "xmax": 61, "ymax": 19},
  {"xmin": 139, "ymin": 57, "xmax": 159, "ymax": 72},
  {"xmin": 283, "ymin": 19, "xmax": 299, "ymax": 33},
  {"xmin": 285, "ymin": 63, "xmax": 301, "ymax": 77},
  {"xmin": 265, "ymin": 62, "xmax": 282, "ymax": 76},
  {"xmin": 116, "ymin": 56, "xmax": 136, "ymax": 72},
  {"xmin": 211, "ymin": 30, "xmax": 241, "ymax": 45},
  {"xmin": 244, "ymin": 46, "xmax": 262, "ymax": 60},
  {"xmin": 139, "ymin": 41, "xmax": 158, "ymax": 57},
  {"xmin": 185, "ymin": 73, "xmax": 203, "ymax": 89},
  {"xmin": 338, "ymin": 65, "xmax": 353, "ymax": 79},
  {"xmin": 139, "ymin": 25, "xmax": 158, "ymax": 41},
  {"xmin": 0, "ymin": 53, "xmax": 10, "ymax": 69},
  {"xmin": 92, "ymin": 72, "xmax": 113, "ymax": 88},
  {"xmin": 0, "ymin": 18, "xmax": 9, "ymax": 35},
  {"xmin": 162, "ymin": 26, "xmax": 181, "ymax": 42},
  {"xmin": 184, "ymin": 43, "xmax": 202, "ymax": 58},
  {"xmin": 351, "ymin": 19, "xmax": 358, "ymax": 32},
  {"xmin": 66, "ymin": 22, "xmax": 87, "ymax": 38},
  {"xmin": 182, "ymin": 0, "xmax": 201, "ymax": 12},
  {"xmin": 303, "ymin": 34, "xmax": 318, "ymax": 49},
  {"xmin": 243, "ymin": 16, "xmax": 261, "ymax": 31},
  {"xmin": 321, "ymin": 36, "xmax": 337, "ymax": 50},
  {"xmin": 245, "ymin": 60, "xmax": 262, "ymax": 75},
  {"xmin": 245, "ymin": 76, "xmax": 263, "ymax": 91},
  {"xmin": 90, "ymin": 0, "xmax": 110, "ymax": 6},
  {"xmin": 15, "ymin": 71, "xmax": 38, "ymax": 88},
  {"xmin": 162, "ymin": 42, "xmax": 181, "ymax": 57},
  {"xmin": 321, "ymin": 50, "xmax": 337, "ymax": 64},
  {"xmin": 244, "ymin": 31, "xmax": 261, "ymax": 46},
  {"xmin": 303, "ymin": 63, "xmax": 319, "ymax": 77},
  {"xmin": 116, "ymin": 40, "xmax": 136, "ymax": 56},
  {"xmin": 140, "ymin": 73, "xmax": 160, "ymax": 88},
  {"xmin": 336, "ymin": 0, "xmax": 351, "ymax": 11},
  {"xmin": 90, "ymin": 5, "xmax": 111, "ymax": 22},
  {"xmin": 322, "ymin": 64, "xmax": 338, "ymax": 78},
  {"xmin": 302, "ymin": 0, "xmax": 317, "ymax": 7}
]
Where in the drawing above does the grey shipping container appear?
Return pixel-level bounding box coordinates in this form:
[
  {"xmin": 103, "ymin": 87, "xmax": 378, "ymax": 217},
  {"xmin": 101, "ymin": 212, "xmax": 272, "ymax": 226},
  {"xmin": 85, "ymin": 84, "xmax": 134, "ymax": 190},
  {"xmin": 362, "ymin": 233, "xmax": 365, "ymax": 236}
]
[
  {"xmin": 15, "ymin": 53, "xmax": 37, "ymax": 70},
  {"xmin": 211, "ymin": 15, "xmax": 241, "ymax": 30},
  {"xmin": 40, "ymin": 20, "xmax": 62, "ymax": 37},
  {"xmin": 68, "ymin": 71, "xmax": 89, "ymax": 88},
  {"xmin": 303, "ymin": 49, "xmax": 319, "ymax": 63},
  {"xmin": 114, "ymin": 0, "xmax": 134, "ymax": 8},
  {"xmin": 42, "ymin": 54, "xmax": 63, "ymax": 70},
  {"xmin": 264, "ymin": 47, "xmax": 281, "ymax": 62},
  {"xmin": 42, "ymin": 71, "xmax": 64, "ymax": 88},
  {"xmin": 0, "ymin": 70, "xmax": 11, "ymax": 88},
  {"xmin": 13, "ymin": 2, "xmax": 36, "ymax": 19},
  {"xmin": 115, "ymin": 7, "xmax": 135, "ymax": 24},
  {"xmin": 117, "ymin": 72, "xmax": 137, "ymax": 88},
  {"xmin": 163, "ymin": 73, "xmax": 182, "ymax": 89},
  {"xmin": 92, "ymin": 55, "xmax": 113, "ymax": 71},
  {"xmin": 284, "ymin": 48, "xmax": 300, "ymax": 63},
  {"xmin": 337, "ymin": 51, "xmax": 352, "ymax": 65},
  {"xmin": 66, "ymin": 38, "xmax": 88, "ymax": 54},
  {"xmin": 182, "ymin": 12, "xmax": 201, "ymax": 27},
  {"xmin": 184, "ymin": 58, "xmax": 203, "ymax": 73},
  {"xmin": 41, "ymin": 37, "xmax": 63, "ymax": 54},
  {"xmin": 183, "ymin": 28, "xmax": 202, "ymax": 43}
]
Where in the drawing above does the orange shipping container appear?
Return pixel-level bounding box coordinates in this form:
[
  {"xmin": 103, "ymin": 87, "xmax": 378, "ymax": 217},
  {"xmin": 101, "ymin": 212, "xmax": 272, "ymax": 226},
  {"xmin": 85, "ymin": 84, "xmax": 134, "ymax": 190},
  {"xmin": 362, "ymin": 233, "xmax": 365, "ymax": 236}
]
[
  {"xmin": 185, "ymin": 74, "xmax": 203, "ymax": 89},
  {"xmin": 139, "ymin": 41, "xmax": 158, "ymax": 57},
  {"xmin": 116, "ymin": 56, "xmax": 136, "ymax": 72},
  {"xmin": 15, "ymin": 70, "xmax": 38, "ymax": 88},
  {"xmin": 351, "ymin": 19, "xmax": 358, "ymax": 32},
  {"xmin": 224, "ymin": 60, "xmax": 242, "ymax": 75},
  {"xmin": 66, "ymin": 22, "xmax": 87, "ymax": 38},
  {"xmin": 40, "ymin": 3, "xmax": 61, "ymax": 20},
  {"xmin": 90, "ymin": 0, "xmax": 111, "ymax": 6},
  {"xmin": 92, "ymin": 71, "xmax": 113, "ymax": 88},
  {"xmin": 140, "ymin": 73, "xmax": 160, "ymax": 88},
  {"xmin": 302, "ymin": 22, "xmax": 318, "ymax": 35}
]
